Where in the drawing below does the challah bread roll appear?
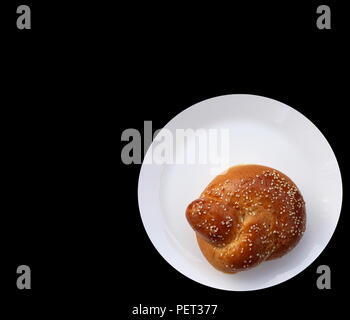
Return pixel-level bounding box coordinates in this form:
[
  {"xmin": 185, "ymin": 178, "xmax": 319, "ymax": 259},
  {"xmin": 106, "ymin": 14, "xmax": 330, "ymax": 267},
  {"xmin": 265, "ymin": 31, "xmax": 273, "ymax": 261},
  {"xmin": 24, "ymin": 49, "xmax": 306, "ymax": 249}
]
[{"xmin": 186, "ymin": 164, "xmax": 306, "ymax": 273}]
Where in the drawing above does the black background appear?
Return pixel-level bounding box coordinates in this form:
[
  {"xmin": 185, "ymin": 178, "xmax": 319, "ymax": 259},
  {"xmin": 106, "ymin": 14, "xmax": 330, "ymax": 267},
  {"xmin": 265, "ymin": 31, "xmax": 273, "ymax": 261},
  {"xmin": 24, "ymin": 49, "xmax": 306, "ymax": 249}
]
[{"xmin": 2, "ymin": 0, "xmax": 348, "ymax": 317}]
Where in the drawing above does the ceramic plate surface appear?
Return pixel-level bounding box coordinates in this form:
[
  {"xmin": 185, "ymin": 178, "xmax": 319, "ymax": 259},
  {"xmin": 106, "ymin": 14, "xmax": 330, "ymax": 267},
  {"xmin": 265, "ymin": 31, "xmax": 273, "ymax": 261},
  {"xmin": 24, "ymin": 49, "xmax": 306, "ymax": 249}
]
[{"xmin": 138, "ymin": 94, "xmax": 342, "ymax": 291}]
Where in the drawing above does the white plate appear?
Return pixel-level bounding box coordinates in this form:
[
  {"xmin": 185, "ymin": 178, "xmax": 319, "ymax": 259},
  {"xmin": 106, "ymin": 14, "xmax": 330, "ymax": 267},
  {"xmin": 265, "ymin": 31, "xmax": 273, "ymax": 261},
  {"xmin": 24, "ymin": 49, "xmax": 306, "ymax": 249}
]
[{"xmin": 138, "ymin": 94, "xmax": 342, "ymax": 291}]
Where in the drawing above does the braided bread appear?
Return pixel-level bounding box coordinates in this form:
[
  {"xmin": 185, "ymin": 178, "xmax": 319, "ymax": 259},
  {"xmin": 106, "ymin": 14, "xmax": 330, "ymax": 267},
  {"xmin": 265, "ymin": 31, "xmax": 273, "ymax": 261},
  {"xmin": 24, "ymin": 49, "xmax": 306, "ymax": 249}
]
[{"xmin": 186, "ymin": 164, "xmax": 306, "ymax": 273}]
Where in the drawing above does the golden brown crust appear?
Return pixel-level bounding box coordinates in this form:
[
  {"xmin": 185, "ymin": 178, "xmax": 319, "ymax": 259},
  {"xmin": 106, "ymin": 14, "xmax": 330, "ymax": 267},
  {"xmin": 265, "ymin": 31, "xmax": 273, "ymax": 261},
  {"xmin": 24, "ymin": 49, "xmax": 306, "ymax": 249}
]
[{"xmin": 186, "ymin": 164, "xmax": 306, "ymax": 273}]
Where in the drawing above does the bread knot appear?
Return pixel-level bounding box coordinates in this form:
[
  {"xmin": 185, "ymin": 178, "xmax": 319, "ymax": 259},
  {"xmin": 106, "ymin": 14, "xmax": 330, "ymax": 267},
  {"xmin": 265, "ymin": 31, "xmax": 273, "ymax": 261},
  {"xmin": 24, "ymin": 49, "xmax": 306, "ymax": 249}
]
[{"xmin": 185, "ymin": 165, "xmax": 306, "ymax": 273}]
